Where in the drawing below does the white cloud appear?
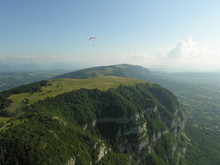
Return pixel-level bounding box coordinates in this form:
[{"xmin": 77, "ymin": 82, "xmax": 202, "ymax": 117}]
[
  {"xmin": 167, "ymin": 36, "xmax": 204, "ymax": 58},
  {"xmin": 163, "ymin": 36, "xmax": 220, "ymax": 71},
  {"xmin": 123, "ymin": 36, "xmax": 220, "ymax": 71}
]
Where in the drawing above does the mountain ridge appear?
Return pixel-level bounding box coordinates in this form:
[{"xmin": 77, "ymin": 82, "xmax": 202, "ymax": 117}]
[
  {"xmin": 0, "ymin": 64, "xmax": 188, "ymax": 165},
  {"xmin": 54, "ymin": 64, "xmax": 152, "ymax": 80}
]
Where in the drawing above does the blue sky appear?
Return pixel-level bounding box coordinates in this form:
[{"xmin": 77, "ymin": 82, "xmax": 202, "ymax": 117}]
[{"xmin": 1, "ymin": 0, "xmax": 220, "ymax": 71}]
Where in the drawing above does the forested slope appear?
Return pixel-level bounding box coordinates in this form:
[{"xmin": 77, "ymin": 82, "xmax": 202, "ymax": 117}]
[{"xmin": 0, "ymin": 80, "xmax": 187, "ymax": 165}]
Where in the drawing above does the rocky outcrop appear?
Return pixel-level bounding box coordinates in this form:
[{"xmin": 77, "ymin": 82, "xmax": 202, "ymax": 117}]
[
  {"xmin": 83, "ymin": 119, "xmax": 97, "ymax": 130},
  {"xmin": 93, "ymin": 141, "xmax": 109, "ymax": 163},
  {"xmin": 65, "ymin": 157, "xmax": 76, "ymax": 165}
]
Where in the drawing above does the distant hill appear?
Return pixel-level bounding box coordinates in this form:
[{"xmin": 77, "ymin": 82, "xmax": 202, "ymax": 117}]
[
  {"xmin": 0, "ymin": 64, "xmax": 14, "ymax": 72},
  {"xmin": 55, "ymin": 64, "xmax": 154, "ymax": 80},
  {"xmin": 0, "ymin": 72, "xmax": 64, "ymax": 91},
  {"xmin": 0, "ymin": 62, "xmax": 90, "ymax": 72},
  {"xmin": 14, "ymin": 63, "xmax": 39, "ymax": 71},
  {"xmin": 0, "ymin": 63, "xmax": 39, "ymax": 72}
]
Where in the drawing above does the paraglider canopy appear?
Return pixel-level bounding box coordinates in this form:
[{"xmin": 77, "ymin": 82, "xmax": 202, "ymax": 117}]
[
  {"xmin": 89, "ymin": 37, "xmax": 97, "ymax": 40},
  {"xmin": 89, "ymin": 37, "xmax": 97, "ymax": 47}
]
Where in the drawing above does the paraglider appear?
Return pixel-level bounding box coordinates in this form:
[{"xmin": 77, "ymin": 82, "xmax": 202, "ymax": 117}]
[
  {"xmin": 89, "ymin": 37, "xmax": 97, "ymax": 47},
  {"xmin": 89, "ymin": 37, "xmax": 97, "ymax": 40}
]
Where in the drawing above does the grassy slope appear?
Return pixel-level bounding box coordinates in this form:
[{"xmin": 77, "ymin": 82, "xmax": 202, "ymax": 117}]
[
  {"xmin": 6, "ymin": 76, "xmax": 146, "ymax": 113},
  {"xmin": 0, "ymin": 117, "xmax": 10, "ymax": 123}
]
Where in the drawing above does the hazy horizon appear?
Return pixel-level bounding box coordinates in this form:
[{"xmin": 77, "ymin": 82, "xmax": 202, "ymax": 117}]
[{"xmin": 1, "ymin": 1, "xmax": 220, "ymax": 72}]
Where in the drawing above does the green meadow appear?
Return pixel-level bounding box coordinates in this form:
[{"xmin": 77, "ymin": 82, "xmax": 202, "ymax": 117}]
[
  {"xmin": 6, "ymin": 76, "xmax": 146, "ymax": 113},
  {"xmin": 0, "ymin": 117, "xmax": 10, "ymax": 123}
]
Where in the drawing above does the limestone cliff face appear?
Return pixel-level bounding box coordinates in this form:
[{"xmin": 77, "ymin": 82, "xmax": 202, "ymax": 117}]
[
  {"xmin": 93, "ymin": 141, "xmax": 108, "ymax": 163},
  {"xmin": 96, "ymin": 104, "xmax": 187, "ymax": 164}
]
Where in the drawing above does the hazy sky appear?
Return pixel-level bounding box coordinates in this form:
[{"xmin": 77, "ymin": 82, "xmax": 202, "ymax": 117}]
[{"xmin": 1, "ymin": 0, "xmax": 220, "ymax": 71}]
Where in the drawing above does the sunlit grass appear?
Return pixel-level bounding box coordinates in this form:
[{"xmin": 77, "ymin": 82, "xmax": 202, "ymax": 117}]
[
  {"xmin": 0, "ymin": 117, "xmax": 11, "ymax": 123},
  {"xmin": 6, "ymin": 76, "xmax": 147, "ymax": 112},
  {"xmin": 0, "ymin": 118, "xmax": 26, "ymax": 132}
]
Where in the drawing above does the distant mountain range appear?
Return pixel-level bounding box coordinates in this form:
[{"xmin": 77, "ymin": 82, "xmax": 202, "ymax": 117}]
[
  {"xmin": 0, "ymin": 62, "xmax": 91, "ymax": 72},
  {"xmin": 0, "ymin": 63, "xmax": 39, "ymax": 72},
  {"xmin": 0, "ymin": 64, "xmax": 14, "ymax": 72}
]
